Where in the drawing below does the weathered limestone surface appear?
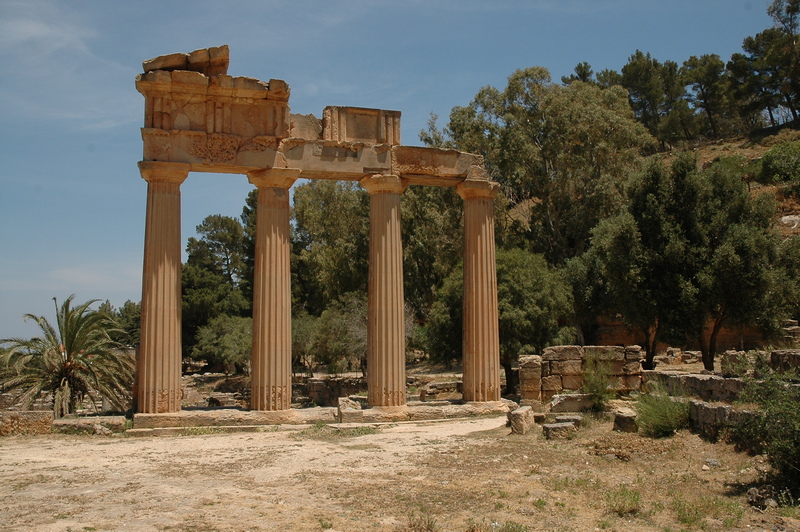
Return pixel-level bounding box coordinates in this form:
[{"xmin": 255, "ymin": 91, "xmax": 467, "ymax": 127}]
[
  {"xmin": 521, "ymin": 345, "xmax": 645, "ymax": 403},
  {"xmin": 52, "ymin": 416, "xmax": 127, "ymax": 434},
  {"xmin": 248, "ymin": 170, "xmax": 297, "ymax": 410},
  {"xmin": 362, "ymin": 175, "xmax": 408, "ymax": 407},
  {"xmin": 458, "ymin": 180, "xmax": 501, "ymax": 402},
  {"xmin": 613, "ymin": 408, "xmax": 638, "ymax": 433},
  {"xmin": 549, "ymin": 393, "xmax": 595, "ymax": 413},
  {"xmin": 0, "ymin": 411, "xmax": 53, "ymax": 436},
  {"xmin": 134, "ymin": 408, "xmax": 338, "ymax": 428},
  {"xmin": 138, "ymin": 162, "xmax": 189, "ymax": 413},
  {"xmin": 337, "ymin": 397, "xmax": 363, "ymax": 423},
  {"xmin": 642, "ymin": 371, "xmax": 745, "ymax": 403},
  {"xmin": 518, "ymin": 355, "xmax": 542, "ymax": 402},
  {"xmin": 688, "ymin": 399, "xmax": 753, "ymax": 441},
  {"xmin": 542, "ymin": 422, "xmax": 577, "ymax": 440},
  {"xmin": 509, "ymin": 406, "xmax": 534, "ymax": 435}
]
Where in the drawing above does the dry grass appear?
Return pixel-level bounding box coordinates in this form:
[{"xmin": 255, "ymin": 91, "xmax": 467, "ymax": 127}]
[{"xmin": 0, "ymin": 416, "xmax": 797, "ymax": 531}]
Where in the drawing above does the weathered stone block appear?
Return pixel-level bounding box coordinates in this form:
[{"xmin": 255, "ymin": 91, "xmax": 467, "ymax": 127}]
[
  {"xmin": 337, "ymin": 397, "xmax": 363, "ymax": 423},
  {"xmin": 625, "ymin": 346, "xmax": 644, "ymax": 361},
  {"xmin": 519, "ymin": 379, "xmax": 541, "ymax": 402},
  {"xmin": 585, "ymin": 345, "xmax": 625, "ymax": 361},
  {"xmin": 0, "ymin": 411, "xmax": 53, "ymax": 436},
  {"xmin": 542, "ymin": 346, "xmax": 584, "ymax": 361},
  {"xmin": 561, "ymin": 375, "xmax": 584, "ymax": 390},
  {"xmin": 509, "ymin": 406, "xmax": 534, "ymax": 435},
  {"xmin": 519, "ymin": 355, "xmax": 542, "ymax": 402},
  {"xmin": 613, "ymin": 408, "xmax": 638, "ymax": 433},
  {"xmin": 542, "ymin": 422, "xmax": 577, "ymax": 440},
  {"xmin": 555, "ymin": 414, "xmax": 582, "ymax": 427},
  {"xmin": 549, "ymin": 393, "xmax": 594, "ymax": 413},
  {"xmin": 622, "ymin": 375, "xmax": 642, "ymax": 391},
  {"xmin": 519, "ymin": 355, "xmax": 542, "ymax": 370},
  {"xmin": 622, "ymin": 361, "xmax": 642, "ymax": 375},
  {"xmin": 551, "ymin": 359, "xmax": 583, "ymax": 376},
  {"xmin": 541, "ymin": 375, "xmax": 563, "ymax": 392},
  {"xmin": 771, "ymin": 349, "xmax": 800, "ymax": 372}
]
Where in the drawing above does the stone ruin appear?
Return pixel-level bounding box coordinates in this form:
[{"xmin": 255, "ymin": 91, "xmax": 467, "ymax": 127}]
[
  {"xmin": 134, "ymin": 45, "xmax": 504, "ymax": 417},
  {"xmin": 518, "ymin": 345, "xmax": 645, "ymax": 403}
]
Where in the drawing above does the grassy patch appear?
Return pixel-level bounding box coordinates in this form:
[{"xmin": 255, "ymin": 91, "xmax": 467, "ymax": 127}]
[
  {"xmin": 605, "ymin": 485, "xmax": 642, "ymax": 516},
  {"xmin": 292, "ymin": 421, "xmax": 379, "ymax": 440}
]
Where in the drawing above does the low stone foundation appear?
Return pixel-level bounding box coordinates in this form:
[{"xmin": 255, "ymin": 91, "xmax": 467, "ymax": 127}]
[
  {"xmin": 0, "ymin": 411, "xmax": 53, "ymax": 436},
  {"xmin": 642, "ymin": 371, "xmax": 746, "ymax": 402},
  {"xmin": 519, "ymin": 345, "xmax": 644, "ymax": 403},
  {"xmin": 133, "ymin": 400, "xmax": 515, "ymax": 430}
]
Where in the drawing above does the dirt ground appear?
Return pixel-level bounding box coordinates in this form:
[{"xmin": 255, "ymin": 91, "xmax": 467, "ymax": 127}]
[{"xmin": 1, "ymin": 414, "xmax": 800, "ymax": 532}]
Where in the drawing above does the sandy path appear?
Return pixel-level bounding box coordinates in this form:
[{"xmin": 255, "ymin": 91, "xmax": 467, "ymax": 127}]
[{"xmin": 0, "ymin": 417, "xmax": 506, "ymax": 531}]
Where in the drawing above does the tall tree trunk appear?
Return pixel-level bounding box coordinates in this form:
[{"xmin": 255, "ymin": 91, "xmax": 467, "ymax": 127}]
[
  {"xmin": 704, "ymin": 317, "xmax": 725, "ymax": 371},
  {"xmin": 501, "ymin": 360, "xmax": 517, "ymax": 396},
  {"xmin": 641, "ymin": 326, "xmax": 658, "ymax": 370}
]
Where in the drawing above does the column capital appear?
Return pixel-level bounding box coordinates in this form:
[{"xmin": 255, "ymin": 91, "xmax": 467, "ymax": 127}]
[
  {"xmin": 138, "ymin": 161, "xmax": 190, "ymax": 184},
  {"xmin": 247, "ymin": 168, "xmax": 300, "ymax": 189},
  {"xmin": 360, "ymin": 174, "xmax": 409, "ymax": 195},
  {"xmin": 456, "ymin": 179, "xmax": 500, "ymax": 200}
]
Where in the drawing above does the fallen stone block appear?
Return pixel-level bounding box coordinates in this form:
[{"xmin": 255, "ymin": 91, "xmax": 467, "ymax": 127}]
[
  {"xmin": 613, "ymin": 408, "xmax": 638, "ymax": 433},
  {"xmin": 554, "ymin": 415, "xmax": 582, "ymax": 427},
  {"xmin": 509, "ymin": 406, "xmax": 534, "ymax": 435},
  {"xmin": 542, "ymin": 422, "xmax": 577, "ymax": 440},
  {"xmin": 337, "ymin": 397, "xmax": 363, "ymax": 423}
]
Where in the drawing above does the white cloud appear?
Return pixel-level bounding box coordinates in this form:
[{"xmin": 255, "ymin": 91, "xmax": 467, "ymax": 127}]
[{"xmin": 0, "ymin": 0, "xmax": 138, "ymax": 129}]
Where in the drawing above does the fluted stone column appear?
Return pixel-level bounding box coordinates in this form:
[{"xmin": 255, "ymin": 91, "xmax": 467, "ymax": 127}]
[
  {"xmin": 360, "ymin": 174, "xmax": 408, "ymax": 407},
  {"xmin": 457, "ymin": 180, "xmax": 501, "ymax": 402},
  {"xmin": 137, "ymin": 161, "xmax": 190, "ymax": 413},
  {"xmin": 247, "ymin": 169, "xmax": 298, "ymax": 411}
]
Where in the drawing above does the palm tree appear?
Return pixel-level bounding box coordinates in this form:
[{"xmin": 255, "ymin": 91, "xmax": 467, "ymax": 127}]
[{"xmin": 0, "ymin": 295, "xmax": 135, "ymax": 417}]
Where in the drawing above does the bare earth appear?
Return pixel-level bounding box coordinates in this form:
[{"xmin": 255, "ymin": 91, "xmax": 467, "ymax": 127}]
[{"xmin": 1, "ymin": 414, "xmax": 798, "ymax": 532}]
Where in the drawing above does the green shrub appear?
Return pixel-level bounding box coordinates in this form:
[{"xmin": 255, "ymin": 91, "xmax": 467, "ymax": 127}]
[
  {"xmin": 729, "ymin": 369, "xmax": 800, "ymax": 495},
  {"xmin": 605, "ymin": 485, "xmax": 642, "ymax": 516},
  {"xmin": 760, "ymin": 141, "xmax": 800, "ymax": 183},
  {"xmin": 581, "ymin": 351, "xmax": 615, "ymax": 410},
  {"xmin": 635, "ymin": 382, "xmax": 689, "ymax": 438}
]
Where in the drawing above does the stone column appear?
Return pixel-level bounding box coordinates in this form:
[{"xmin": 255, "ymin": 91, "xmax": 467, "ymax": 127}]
[
  {"xmin": 137, "ymin": 161, "xmax": 190, "ymax": 413},
  {"xmin": 360, "ymin": 174, "xmax": 408, "ymax": 407},
  {"xmin": 247, "ymin": 169, "xmax": 298, "ymax": 411},
  {"xmin": 457, "ymin": 180, "xmax": 501, "ymax": 402}
]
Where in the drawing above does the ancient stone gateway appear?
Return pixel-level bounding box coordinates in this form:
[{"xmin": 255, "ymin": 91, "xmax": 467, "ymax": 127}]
[{"xmin": 135, "ymin": 46, "xmax": 500, "ymax": 414}]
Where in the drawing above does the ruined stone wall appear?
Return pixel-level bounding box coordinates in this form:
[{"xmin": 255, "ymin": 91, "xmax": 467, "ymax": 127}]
[
  {"xmin": 305, "ymin": 377, "xmax": 367, "ymax": 407},
  {"xmin": 0, "ymin": 411, "xmax": 53, "ymax": 436},
  {"xmin": 519, "ymin": 345, "xmax": 644, "ymax": 403}
]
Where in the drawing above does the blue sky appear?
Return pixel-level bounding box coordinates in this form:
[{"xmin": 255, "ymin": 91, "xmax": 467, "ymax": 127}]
[{"xmin": 0, "ymin": 0, "xmax": 775, "ymax": 338}]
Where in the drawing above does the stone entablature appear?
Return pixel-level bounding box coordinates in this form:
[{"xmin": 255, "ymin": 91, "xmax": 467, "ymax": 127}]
[{"xmin": 135, "ymin": 46, "xmax": 486, "ymax": 185}]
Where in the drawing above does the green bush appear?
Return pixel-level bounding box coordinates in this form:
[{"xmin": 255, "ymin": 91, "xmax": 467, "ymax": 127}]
[
  {"xmin": 581, "ymin": 350, "xmax": 615, "ymax": 410},
  {"xmin": 635, "ymin": 382, "xmax": 689, "ymax": 437},
  {"xmin": 759, "ymin": 141, "xmax": 800, "ymax": 183},
  {"xmin": 729, "ymin": 369, "xmax": 800, "ymax": 495},
  {"xmin": 605, "ymin": 485, "xmax": 642, "ymax": 516}
]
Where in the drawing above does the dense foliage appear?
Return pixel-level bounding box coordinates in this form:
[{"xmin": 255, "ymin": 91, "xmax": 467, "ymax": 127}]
[{"xmin": 730, "ymin": 366, "xmax": 800, "ymax": 495}]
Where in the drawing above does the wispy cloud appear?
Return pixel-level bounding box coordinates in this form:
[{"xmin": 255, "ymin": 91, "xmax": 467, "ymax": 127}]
[{"xmin": 0, "ymin": 0, "xmax": 138, "ymax": 129}]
